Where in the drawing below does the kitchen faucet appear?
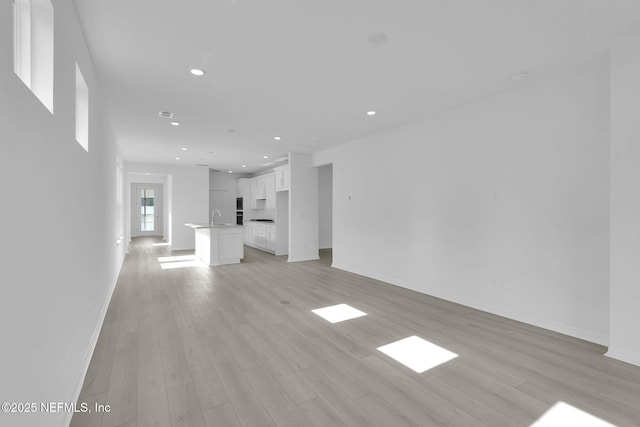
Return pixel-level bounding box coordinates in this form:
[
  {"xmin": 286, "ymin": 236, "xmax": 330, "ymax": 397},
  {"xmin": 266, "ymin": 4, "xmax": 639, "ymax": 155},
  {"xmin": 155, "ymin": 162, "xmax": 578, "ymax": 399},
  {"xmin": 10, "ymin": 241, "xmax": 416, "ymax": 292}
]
[{"xmin": 211, "ymin": 209, "xmax": 222, "ymax": 225}]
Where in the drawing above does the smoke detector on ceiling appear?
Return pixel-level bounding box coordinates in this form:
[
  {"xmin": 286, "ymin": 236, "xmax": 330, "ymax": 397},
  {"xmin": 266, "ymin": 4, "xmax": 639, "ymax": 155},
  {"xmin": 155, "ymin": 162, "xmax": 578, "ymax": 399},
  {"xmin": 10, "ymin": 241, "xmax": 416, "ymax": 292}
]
[
  {"xmin": 511, "ymin": 72, "xmax": 529, "ymax": 81},
  {"xmin": 158, "ymin": 110, "xmax": 174, "ymax": 119},
  {"xmin": 368, "ymin": 32, "xmax": 388, "ymax": 45}
]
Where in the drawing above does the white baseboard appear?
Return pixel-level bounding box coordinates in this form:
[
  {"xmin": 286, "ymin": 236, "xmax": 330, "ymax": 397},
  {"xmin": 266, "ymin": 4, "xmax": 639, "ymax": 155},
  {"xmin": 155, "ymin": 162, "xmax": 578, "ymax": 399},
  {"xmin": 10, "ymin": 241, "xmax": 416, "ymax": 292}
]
[
  {"xmin": 606, "ymin": 347, "xmax": 640, "ymax": 367},
  {"xmin": 62, "ymin": 255, "xmax": 123, "ymax": 427},
  {"xmin": 331, "ymin": 263, "xmax": 608, "ymax": 346}
]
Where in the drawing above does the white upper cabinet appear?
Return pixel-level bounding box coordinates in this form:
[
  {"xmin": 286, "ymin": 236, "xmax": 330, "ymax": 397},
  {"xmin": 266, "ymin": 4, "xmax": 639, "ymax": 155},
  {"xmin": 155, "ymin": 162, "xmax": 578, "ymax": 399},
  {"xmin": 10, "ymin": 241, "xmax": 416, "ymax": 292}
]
[
  {"xmin": 252, "ymin": 176, "xmax": 266, "ymax": 200},
  {"xmin": 265, "ymin": 173, "xmax": 276, "ymax": 209},
  {"xmin": 244, "ymin": 172, "xmax": 276, "ymax": 210},
  {"xmin": 274, "ymin": 164, "xmax": 290, "ymax": 192}
]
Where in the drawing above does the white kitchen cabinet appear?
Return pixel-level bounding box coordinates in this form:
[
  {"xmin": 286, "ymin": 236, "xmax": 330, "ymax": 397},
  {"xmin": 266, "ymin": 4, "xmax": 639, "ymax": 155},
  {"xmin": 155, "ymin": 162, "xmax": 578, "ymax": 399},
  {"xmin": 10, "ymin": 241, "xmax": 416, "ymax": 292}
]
[
  {"xmin": 265, "ymin": 173, "xmax": 276, "ymax": 209},
  {"xmin": 274, "ymin": 165, "xmax": 290, "ymax": 192},
  {"xmin": 257, "ymin": 223, "xmax": 267, "ymax": 249},
  {"xmin": 267, "ymin": 224, "xmax": 276, "ymax": 252},
  {"xmin": 189, "ymin": 224, "xmax": 244, "ymax": 266},
  {"xmin": 244, "ymin": 222, "xmax": 258, "ymax": 246},
  {"xmin": 243, "ymin": 221, "xmax": 276, "ymax": 253},
  {"xmin": 248, "ymin": 173, "xmax": 275, "ymax": 210},
  {"xmin": 250, "ymin": 178, "xmax": 259, "ymax": 209},
  {"xmin": 250, "ymin": 179, "xmax": 258, "ymax": 209},
  {"xmin": 244, "ymin": 224, "xmax": 251, "ymax": 242}
]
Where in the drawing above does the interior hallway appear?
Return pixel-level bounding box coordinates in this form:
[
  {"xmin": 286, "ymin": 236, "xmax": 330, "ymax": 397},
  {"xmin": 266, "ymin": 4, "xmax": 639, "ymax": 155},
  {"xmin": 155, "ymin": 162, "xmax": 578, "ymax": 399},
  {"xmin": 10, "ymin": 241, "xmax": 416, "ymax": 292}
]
[{"xmin": 71, "ymin": 238, "xmax": 640, "ymax": 427}]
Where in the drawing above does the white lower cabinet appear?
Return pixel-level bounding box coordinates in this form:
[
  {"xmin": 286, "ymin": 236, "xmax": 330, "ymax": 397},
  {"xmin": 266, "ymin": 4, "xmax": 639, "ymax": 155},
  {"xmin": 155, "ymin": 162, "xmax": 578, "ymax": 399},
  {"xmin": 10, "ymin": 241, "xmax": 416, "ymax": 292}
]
[
  {"xmin": 257, "ymin": 224, "xmax": 267, "ymax": 249},
  {"xmin": 267, "ymin": 224, "xmax": 276, "ymax": 251},
  {"xmin": 244, "ymin": 222, "xmax": 276, "ymax": 254},
  {"xmin": 244, "ymin": 222, "xmax": 257, "ymax": 246}
]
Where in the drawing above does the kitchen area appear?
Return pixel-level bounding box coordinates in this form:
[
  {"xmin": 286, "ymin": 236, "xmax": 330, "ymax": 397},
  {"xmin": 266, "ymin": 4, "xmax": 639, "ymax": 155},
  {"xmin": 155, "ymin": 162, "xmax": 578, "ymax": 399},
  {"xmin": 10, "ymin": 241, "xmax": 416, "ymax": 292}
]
[
  {"xmin": 208, "ymin": 162, "xmax": 290, "ymax": 261},
  {"xmin": 237, "ymin": 164, "xmax": 290, "ymax": 256},
  {"xmin": 175, "ymin": 151, "xmax": 327, "ymax": 266},
  {"xmin": 183, "ymin": 152, "xmax": 327, "ymax": 266}
]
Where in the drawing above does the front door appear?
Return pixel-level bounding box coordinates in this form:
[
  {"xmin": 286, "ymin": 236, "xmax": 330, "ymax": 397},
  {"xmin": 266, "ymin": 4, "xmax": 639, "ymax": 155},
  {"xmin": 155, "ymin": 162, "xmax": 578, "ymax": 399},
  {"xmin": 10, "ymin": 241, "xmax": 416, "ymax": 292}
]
[{"xmin": 132, "ymin": 183, "xmax": 163, "ymax": 237}]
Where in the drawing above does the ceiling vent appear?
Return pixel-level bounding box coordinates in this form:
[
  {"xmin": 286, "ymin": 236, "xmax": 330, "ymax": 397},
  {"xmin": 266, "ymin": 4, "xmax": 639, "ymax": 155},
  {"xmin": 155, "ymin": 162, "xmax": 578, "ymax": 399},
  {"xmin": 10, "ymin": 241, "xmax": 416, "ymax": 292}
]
[
  {"xmin": 196, "ymin": 164, "xmax": 209, "ymax": 167},
  {"xmin": 158, "ymin": 110, "xmax": 174, "ymax": 119}
]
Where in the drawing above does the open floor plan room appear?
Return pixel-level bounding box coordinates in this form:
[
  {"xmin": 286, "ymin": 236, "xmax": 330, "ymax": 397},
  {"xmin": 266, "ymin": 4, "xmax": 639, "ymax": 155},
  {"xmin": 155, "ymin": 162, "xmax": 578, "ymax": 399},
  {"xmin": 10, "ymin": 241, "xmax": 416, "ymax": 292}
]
[
  {"xmin": 4, "ymin": 2, "xmax": 640, "ymax": 426},
  {"xmin": 70, "ymin": 238, "xmax": 640, "ymax": 427}
]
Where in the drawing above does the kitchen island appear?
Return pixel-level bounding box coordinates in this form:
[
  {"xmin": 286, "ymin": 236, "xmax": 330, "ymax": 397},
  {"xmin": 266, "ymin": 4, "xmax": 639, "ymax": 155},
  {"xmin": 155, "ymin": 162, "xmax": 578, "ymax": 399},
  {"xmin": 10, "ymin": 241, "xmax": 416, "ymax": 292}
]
[{"xmin": 185, "ymin": 223, "xmax": 244, "ymax": 266}]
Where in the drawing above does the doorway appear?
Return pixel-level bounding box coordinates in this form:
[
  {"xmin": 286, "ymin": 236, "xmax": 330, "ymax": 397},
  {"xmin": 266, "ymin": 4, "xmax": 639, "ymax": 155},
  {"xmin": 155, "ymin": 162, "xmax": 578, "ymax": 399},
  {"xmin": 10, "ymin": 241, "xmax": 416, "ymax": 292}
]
[
  {"xmin": 318, "ymin": 163, "xmax": 333, "ymax": 265},
  {"xmin": 132, "ymin": 183, "xmax": 163, "ymax": 237}
]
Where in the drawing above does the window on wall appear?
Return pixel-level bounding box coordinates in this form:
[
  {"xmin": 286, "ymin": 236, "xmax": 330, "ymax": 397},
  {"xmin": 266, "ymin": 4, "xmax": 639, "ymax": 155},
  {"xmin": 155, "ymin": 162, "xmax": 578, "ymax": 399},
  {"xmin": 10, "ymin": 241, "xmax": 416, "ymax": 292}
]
[
  {"xmin": 13, "ymin": 0, "xmax": 54, "ymax": 113},
  {"xmin": 75, "ymin": 63, "xmax": 89, "ymax": 151}
]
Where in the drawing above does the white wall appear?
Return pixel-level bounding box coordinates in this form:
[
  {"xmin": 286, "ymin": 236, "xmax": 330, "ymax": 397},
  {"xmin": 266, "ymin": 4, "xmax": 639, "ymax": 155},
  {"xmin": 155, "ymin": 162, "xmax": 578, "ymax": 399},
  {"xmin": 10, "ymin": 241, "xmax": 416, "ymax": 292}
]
[
  {"xmin": 209, "ymin": 170, "xmax": 241, "ymax": 223},
  {"xmin": 0, "ymin": 0, "xmax": 126, "ymax": 425},
  {"xmin": 314, "ymin": 57, "xmax": 610, "ymax": 345},
  {"xmin": 126, "ymin": 163, "xmax": 209, "ymax": 251},
  {"xmin": 318, "ymin": 164, "xmax": 333, "ymax": 249},
  {"xmin": 608, "ymin": 37, "xmax": 640, "ymax": 366},
  {"xmin": 289, "ymin": 153, "xmax": 319, "ymax": 262}
]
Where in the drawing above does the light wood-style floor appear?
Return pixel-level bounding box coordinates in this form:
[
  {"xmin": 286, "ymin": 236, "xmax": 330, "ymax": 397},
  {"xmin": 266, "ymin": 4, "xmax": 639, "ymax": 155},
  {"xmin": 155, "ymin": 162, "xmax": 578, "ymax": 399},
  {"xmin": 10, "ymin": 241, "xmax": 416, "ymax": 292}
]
[{"xmin": 71, "ymin": 237, "xmax": 640, "ymax": 427}]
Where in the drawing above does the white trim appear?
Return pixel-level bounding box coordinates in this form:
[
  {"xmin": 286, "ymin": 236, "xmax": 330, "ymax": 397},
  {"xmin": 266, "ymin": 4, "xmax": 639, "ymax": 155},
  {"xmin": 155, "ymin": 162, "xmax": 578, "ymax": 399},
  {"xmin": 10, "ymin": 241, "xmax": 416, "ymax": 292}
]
[
  {"xmin": 62, "ymin": 254, "xmax": 123, "ymax": 427},
  {"xmin": 605, "ymin": 348, "xmax": 640, "ymax": 367}
]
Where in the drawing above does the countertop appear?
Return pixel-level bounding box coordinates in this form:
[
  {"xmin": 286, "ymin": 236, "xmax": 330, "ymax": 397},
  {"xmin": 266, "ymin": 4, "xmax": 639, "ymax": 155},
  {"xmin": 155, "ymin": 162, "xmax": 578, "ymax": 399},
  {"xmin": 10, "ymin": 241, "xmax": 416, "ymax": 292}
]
[{"xmin": 185, "ymin": 223, "xmax": 243, "ymax": 229}]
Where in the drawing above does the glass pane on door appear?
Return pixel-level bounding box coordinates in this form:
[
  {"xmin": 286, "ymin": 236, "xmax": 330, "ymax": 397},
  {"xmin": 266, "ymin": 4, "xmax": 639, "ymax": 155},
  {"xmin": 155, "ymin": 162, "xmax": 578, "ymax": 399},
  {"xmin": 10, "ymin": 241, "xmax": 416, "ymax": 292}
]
[{"xmin": 141, "ymin": 189, "xmax": 155, "ymax": 232}]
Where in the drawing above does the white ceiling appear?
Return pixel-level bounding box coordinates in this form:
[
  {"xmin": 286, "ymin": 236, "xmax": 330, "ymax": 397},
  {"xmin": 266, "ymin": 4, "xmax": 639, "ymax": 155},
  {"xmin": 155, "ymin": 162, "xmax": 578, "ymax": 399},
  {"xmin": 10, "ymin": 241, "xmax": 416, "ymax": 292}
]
[{"xmin": 73, "ymin": 0, "xmax": 640, "ymax": 173}]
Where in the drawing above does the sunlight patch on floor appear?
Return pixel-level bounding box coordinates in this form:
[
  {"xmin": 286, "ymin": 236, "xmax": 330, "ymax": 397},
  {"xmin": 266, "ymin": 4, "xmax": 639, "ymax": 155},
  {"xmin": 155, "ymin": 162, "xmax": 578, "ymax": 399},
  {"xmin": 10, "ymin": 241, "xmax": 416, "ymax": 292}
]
[
  {"xmin": 158, "ymin": 255, "xmax": 196, "ymax": 263},
  {"xmin": 377, "ymin": 335, "xmax": 458, "ymax": 373},
  {"xmin": 531, "ymin": 402, "xmax": 617, "ymax": 427},
  {"xmin": 312, "ymin": 303, "xmax": 367, "ymax": 323},
  {"xmin": 159, "ymin": 260, "xmax": 203, "ymax": 270}
]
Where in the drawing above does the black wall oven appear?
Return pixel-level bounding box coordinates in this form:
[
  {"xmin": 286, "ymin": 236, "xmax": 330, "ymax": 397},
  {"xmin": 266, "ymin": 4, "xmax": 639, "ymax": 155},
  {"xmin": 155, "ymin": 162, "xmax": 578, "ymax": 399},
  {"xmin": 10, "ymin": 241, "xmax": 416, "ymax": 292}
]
[{"xmin": 236, "ymin": 198, "xmax": 243, "ymax": 225}]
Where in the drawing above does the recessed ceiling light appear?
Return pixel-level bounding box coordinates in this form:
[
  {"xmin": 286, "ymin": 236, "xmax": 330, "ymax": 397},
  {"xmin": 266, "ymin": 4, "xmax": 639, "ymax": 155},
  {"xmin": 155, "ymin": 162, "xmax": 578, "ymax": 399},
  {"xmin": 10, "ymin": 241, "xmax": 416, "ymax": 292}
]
[
  {"xmin": 263, "ymin": 155, "xmax": 269, "ymax": 159},
  {"xmin": 274, "ymin": 136, "xmax": 282, "ymax": 141},
  {"xmin": 366, "ymin": 111, "xmax": 376, "ymax": 116},
  {"xmin": 241, "ymin": 164, "xmax": 247, "ymax": 168},
  {"xmin": 146, "ymin": 173, "xmax": 150, "ymax": 175},
  {"xmin": 228, "ymin": 170, "xmax": 233, "ymax": 173},
  {"xmin": 175, "ymin": 157, "xmax": 181, "ymax": 160},
  {"xmin": 181, "ymin": 147, "xmax": 188, "ymax": 151},
  {"xmin": 511, "ymin": 72, "xmax": 529, "ymax": 81},
  {"xmin": 190, "ymin": 68, "xmax": 205, "ymax": 76},
  {"xmin": 170, "ymin": 121, "xmax": 180, "ymax": 126}
]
